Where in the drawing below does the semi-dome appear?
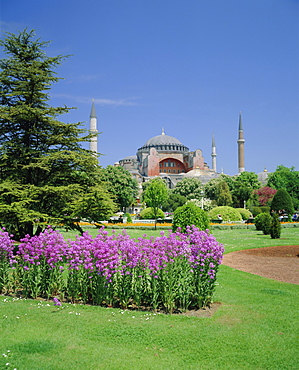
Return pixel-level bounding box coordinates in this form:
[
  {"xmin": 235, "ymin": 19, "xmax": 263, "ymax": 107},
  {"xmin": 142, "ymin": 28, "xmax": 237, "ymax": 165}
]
[
  {"xmin": 138, "ymin": 129, "xmax": 189, "ymax": 152},
  {"xmin": 184, "ymin": 168, "xmax": 207, "ymax": 177},
  {"xmin": 120, "ymin": 155, "xmax": 137, "ymax": 160}
]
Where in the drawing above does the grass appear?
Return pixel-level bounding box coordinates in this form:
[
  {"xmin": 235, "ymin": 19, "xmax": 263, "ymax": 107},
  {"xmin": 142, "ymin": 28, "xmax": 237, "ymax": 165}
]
[
  {"xmin": 1, "ymin": 227, "xmax": 299, "ymax": 369},
  {"xmin": 58, "ymin": 225, "xmax": 299, "ymax": 253}
]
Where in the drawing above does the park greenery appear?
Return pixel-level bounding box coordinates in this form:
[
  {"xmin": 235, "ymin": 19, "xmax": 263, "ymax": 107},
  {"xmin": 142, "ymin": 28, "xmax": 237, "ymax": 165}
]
[
  {"xmin": 0, "ymin": 29, "xmax": 298, "ymax": 245},
  {"xmin": 270, "ymin": 213, "xmax": 281, "ymax": 239},
  {"xmin": 255, "ymin": 212, "xmax": 273, "ymax": 235},
  {"xmin": 0, "ymin": 226, "xmax": 224, "ymax": 313},
  {"xmin": 161, "ymin": 192, "xmax": 187, "ymax": 212},
  {"xmin": 267, "ymin": 165, "xmax": 299, "ymax": 209},
  {"xmin": 0, "ymin": 27, "xmax": 298, "ymax": 369},
  {"xmin": 208, "ymin": 206, "xmax": 243, "ymax": 222},
  {"xmin": 0, "ymin": 30, "xmax": 118, "ymax": 240},
  {"xmin": 142, "ymin": 177, "xmax": 168, "ymax": 228},
  {"xmin": 253, "ymin": 186, "xmax": 277, "ymax": 206},
  {"xmin": 234, "ymin": 207, "xmax": 252, "ymax": 220},
  {"xmin": 139, "ymin": 207, "xmax": 165, "ymax": 220},
  {"xmin": 101, "ymin": 165, "xmax": 138, "ymax": 211},
  {"xmin": 270, "ymin": 188, "xmax": 294, "ymax": 216},
  {"xmin": 0, "ymin": 227, "xmax": 298, "ymax": 369},
  {"xmin": 172, "ymin": 203, "xmax": 210, "ymax": 232},
  {"xmin": 172, "ymin": 177, "xmax": 204, "ymax": 199}
]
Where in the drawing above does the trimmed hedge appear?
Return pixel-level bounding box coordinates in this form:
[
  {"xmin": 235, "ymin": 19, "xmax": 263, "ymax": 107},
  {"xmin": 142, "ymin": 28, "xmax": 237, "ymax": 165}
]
[
  {"xmin": 209, "ymin": 206, "xmax": 242, "ymax": 222},
  {"xmin": 235, "ymin": 208, "xmax": 252, "ymax": 220},
  {"xmin": 140, "ymin": 207, "xmax": 165, "ymax": 219},
  {"xmin": 172, "ymin": 203, "xmax": 210, "ymax": 232}
]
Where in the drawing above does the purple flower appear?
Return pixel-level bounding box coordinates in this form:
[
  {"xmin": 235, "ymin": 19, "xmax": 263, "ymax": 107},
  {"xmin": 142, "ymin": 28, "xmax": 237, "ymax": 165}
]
[{"xmin": 53, "ymin": 297, "xmax": 62, "ymax": 306}]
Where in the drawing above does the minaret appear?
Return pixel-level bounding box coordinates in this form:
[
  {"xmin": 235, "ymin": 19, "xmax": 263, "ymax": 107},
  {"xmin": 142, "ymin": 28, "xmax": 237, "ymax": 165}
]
[
  {"xmin": 211, "ymin": 134, "xmax": 217, "ymax": 172},
  {"xmin": 237, "ymin": 112, "xmax": 245, "ymax": 173},
  {"xmin": 89, "ymin": 100, "xmax": 98, "ymax": 154}
]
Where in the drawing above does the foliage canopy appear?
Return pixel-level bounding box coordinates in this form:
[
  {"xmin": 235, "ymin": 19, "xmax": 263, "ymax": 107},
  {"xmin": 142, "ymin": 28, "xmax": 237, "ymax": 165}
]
[
  {"xmin": 101, "ymin": 165, "xmax": 138, "ymax": 211},
  {"xmin": 172, "ymin": 203, "xmax": 210, "ymax": 232},
  {"xmin": 173, "ymin": 177, "xmax": 204, "ymax": 199},
  {"xmin": 267, "ymin": 165, "xmax": 299, "ymax": 209},
  {"xmin": 139, "ymin": 207, "xmax": 165, "ymax": 220},
  {"xmin": 0, "ymin": 30, "xmax": 116, "ymax": 239},
  {"xmin": 254, "ymin": 212, "xmax": 272, "ymax": 235},
  {"xmin": 208, "ymin": 206, "xmax": 243, "ymax": 222},
  {"xmin": 161, "ymin": 191, "xmax": 187, "ymax": 212},
  {"xmin": 270, "ymin": 189, "xmax": 294, "ymax": 215},
  {"xmin": 142, "ymin": 177, "xmax": 168, "ymax": 228}
]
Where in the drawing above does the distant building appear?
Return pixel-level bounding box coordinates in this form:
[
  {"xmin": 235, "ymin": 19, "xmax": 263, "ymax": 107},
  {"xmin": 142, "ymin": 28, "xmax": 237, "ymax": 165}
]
[
  {"xmin": 88, "ymin": 103, "xmax": 266, "ymax": 187},
  {"xmin": 118, "ymin": 128, "xmax": 220, "ymax": 188},
  {"xmin": 257, "ymin": 168, "xmax": 270, "ymax": 185},
  {"xmin": 89, "ymin": 100, "xmax": 98, "ymax": 154}
]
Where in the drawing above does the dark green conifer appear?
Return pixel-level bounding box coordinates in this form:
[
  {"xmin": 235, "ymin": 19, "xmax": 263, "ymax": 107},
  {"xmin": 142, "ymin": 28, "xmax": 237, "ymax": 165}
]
[
  {"xmin": 270, "ymin": 189, "xmax": 294, "ymax": 216},
  {"xmin": 0, "ymin": 30, "xmax": 116, "ymax": 239},
  {"xmin": 270, "ymin": 213, "xmax": 281, "ymax": 239}
]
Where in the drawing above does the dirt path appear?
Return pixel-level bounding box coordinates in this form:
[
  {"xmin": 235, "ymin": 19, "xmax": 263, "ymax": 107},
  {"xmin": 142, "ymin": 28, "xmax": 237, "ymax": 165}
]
[{"xmin": 222, "ymin": 246, "xmax": 299, "ymax": 285}]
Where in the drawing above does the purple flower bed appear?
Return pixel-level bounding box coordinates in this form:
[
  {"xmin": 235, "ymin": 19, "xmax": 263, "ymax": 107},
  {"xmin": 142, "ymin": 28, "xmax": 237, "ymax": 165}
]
[{"xmin": 0, "ymin": 226, "xmax": 224, "ymax": 313}]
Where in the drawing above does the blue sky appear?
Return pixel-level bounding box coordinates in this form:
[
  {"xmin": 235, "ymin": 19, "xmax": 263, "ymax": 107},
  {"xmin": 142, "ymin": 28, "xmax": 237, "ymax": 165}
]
[{"xmin": 1, "ymin": 0, "xmax": 298, "ymax": 176}]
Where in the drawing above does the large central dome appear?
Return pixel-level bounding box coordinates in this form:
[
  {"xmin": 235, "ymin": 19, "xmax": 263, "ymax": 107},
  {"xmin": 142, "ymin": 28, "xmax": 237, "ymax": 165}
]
[{"xmin": 138, "ymin": 129, "xmax": 189, "ymax": 152}]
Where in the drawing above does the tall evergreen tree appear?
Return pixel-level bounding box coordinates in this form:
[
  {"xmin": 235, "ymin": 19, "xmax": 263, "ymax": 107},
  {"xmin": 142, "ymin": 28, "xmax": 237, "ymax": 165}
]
[
  {"xmin": 0, "ymin": 30, "xmax": 115, "ymax": 239},
  {"xmin": 270, "ymin": 189, "xmax": 294, "ymax": 216},
  {"xmin": 267, "ymin": 166, "xmax": 299, "ymax": 209}
]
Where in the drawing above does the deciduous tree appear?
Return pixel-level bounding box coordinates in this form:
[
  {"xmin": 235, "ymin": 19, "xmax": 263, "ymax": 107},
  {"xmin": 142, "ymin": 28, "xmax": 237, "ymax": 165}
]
[
  {"xmin": 142, "ymin": 177, "xmax": 168, "ymax": 229},
  {"xmin": 173, "ymin": 178, "xmax": 204, "ymax": 199},
  {"xmin": 232, "ymin": 172, "xmax": 261, "ymax": 208},
  {"xmin": 253, "ymin": 186, "xmax": 277, "ymax": 206},
  {"xmin": 161, "ymin": 191, "xmax": 187, "ymax": 212},
  {"xmin": 101, "ymin": 165, "xmax": 138, "ymax": 211},
  {"xmin": 217, "ymin": 181, "xmax": 232, "ymax": 206}
]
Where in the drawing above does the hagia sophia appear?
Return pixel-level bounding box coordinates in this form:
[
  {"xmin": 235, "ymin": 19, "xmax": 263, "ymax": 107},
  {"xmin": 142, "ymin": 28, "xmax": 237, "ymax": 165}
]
[{"xmin": 89, "ymin": 101, "xmax": 269, "ymax": 187}]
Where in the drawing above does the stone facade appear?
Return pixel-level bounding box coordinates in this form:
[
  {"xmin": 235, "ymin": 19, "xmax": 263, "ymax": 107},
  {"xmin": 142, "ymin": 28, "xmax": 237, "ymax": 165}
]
[{"xmin": 118, "ymin": 129, "xmax": 220, "ymax": 187}]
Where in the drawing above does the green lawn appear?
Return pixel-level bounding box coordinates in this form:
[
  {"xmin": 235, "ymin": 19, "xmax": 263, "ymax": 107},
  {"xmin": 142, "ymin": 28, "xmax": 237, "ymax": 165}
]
[
  {"xmin": 59, "ymin": 224, "xmax": 299, "ymax": 253},
  {"xmin": 1, "ymin": 227, "xmax": 298, "ymax": 369}
]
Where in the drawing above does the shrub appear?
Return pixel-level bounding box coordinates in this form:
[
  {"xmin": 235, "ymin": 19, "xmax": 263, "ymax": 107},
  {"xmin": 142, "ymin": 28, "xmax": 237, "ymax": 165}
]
[
  {"xmin": 235, "ymin": 208, "xmax": 252, "ymax": 220},
  {"xmin": 254, "ymin": 213, "xmax": 265, "ymax": 231},
  {"xmin": 124, "ymin": 213, "xmax": 132, "ymax": 223},
  {"xmin": 251, "ymin": 206, "xmax": 270, "ymax": 217},
  {"xmin": 270, "ymin": 189, "xmax": 294, "ymax": 216},
  {"xmin": 270, "ymin": 213, "xmax": 281, "ymax": 239},
  {"xmin": 254, "ymin": 212, "xmax": 272, "ymax": 235},
  {"xmin": 139, "ymin": 207, "xmax": 164, "ymax": 220},
  {"xmin": 172, "ymin": 203, "xmax": 210, "ymax": 232},
  {"xmin": 208, "ymin": 206, "xmax": 242, "ymax": 222}
]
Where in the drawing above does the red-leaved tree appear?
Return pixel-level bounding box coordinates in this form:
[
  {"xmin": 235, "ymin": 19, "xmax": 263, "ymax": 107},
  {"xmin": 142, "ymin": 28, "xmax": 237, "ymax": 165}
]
[{"xmin": 254, "ymin": 187, "xmax": 277, "ymax": 206}]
